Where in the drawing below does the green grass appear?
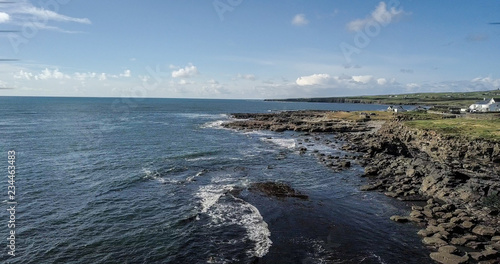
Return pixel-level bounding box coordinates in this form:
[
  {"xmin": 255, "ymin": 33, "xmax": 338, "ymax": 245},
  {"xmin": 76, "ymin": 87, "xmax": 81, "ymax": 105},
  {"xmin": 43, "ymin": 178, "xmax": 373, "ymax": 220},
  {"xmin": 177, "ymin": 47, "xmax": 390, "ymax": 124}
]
[
  {"xmin": 399, "ymin": 111, "xmax": 443, "ymax": 120},
  {"xmin": 404, "ymin": 119, "xmax": 500, "ymax": 141},
  {"xmin": 323, "ymin": 110, "xmax": 500, "ymax": 141},
  {"xmin": 269, "ymin": 89, "xmax": 500, "ymax": 107}
]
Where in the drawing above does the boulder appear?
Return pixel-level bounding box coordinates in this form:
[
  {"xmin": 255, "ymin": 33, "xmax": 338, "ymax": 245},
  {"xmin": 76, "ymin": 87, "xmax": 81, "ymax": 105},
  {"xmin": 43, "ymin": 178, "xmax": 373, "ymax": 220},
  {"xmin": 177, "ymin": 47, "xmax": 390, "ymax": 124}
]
[
  {"xmin": 423, "ymin": 236, "xmax": 448, "ymax": 247},
  {"xmin": 360, "ymin": 184, "xmax": 380, "ymax": 191},
  {"xmin": 390, "ymin": 215, "xmax": 409, "ymax": 223},
  {"xmin": 429, "ymin": 252, "xmax": 469, "ymax": 264},
  {"xmin": 364, "ymin": 166, "xmax": 378, "ymax": 176},
  {"xmin": 481, "ymin": 248, "xmax": 499, "ymax": 259},
  {"xmin": 418, "ymin": 229, "xmax": 434, "ymax": 237},
  {"xmin": 472, "ymin": 225, "xmax": 496, "ymax": 236},
  {"xmin": 450, "ymin": 237, "xmax": 468, "ymax": 246},
  {"xmin": 438, "ymin": 245, "xmax": 458, "ymax": 254}
]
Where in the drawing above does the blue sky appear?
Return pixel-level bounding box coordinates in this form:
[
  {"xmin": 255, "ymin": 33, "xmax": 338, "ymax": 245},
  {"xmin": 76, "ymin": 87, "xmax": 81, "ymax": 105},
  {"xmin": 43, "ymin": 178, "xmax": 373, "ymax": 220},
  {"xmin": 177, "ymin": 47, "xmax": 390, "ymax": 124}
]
[{"xmin": 0, "ymin": 0, "xmax": 499, "ymax": 99}]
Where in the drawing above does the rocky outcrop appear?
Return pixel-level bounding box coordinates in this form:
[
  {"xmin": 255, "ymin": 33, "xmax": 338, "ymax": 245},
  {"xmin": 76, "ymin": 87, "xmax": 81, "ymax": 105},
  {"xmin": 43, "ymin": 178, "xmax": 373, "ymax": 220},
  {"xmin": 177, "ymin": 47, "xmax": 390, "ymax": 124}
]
[
  {"xmin": 225, "ymin": 111, "xmax": 500, "ymax": 263},
  {"xmin": 340, "ymin": 121, "xmax": 500, "ymax": 263},
  {"xmin": 223, "ymin": 111, "xmax": 373, "ymax": 133},
  {"xmin": 250, "ymin": 182, "xmax": 308, "ymax": 200}
]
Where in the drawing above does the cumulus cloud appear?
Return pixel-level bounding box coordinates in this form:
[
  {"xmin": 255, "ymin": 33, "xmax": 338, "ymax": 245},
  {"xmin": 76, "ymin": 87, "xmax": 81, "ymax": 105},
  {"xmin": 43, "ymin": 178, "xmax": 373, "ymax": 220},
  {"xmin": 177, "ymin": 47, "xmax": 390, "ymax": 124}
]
[
  {"xmin": 296, "ymin": 74, "xmax": 332, "ymax": 86},
  {"xmin": 171, "ymin": 64, "xmax": 199, "ymax": 78},
  {"xmin": 37, "ymin": 68, "xmax": 70, "ymax": 80},
  {"xmin": 237, "ymin": 73, "xmax": 256, "ymax": 81},
  {"xmin": 347, "ymin": 2, "xmax": 404, "ymax": 32},
  {"xmin": 295, "ymin": 73, "xmax": 398, "ymax": 88},
  {"xmin": 377, "ymin": 78, "xmax": 387, "ymax": 85},
  {"xmin": 352, "ymin": 75, "xmax": 373, "ymax": 84},
  {"xmin": 292, "ymin": 14, "xmax": 309, "ymax": 26},
  {"xmin": 98, "ymin": 73, "xmax": 107, "ymax": 81},
  {"xmin": 119, "ymin": 69, "xmax": 131, "ymax": 78},
  {"xmin": 13, "ymin": 70, "xmax": 34, "ymax": 80},
  {"xmin": 471, "ymin": 77, "xmax": 500, "ymax": 88},
  {"xmin": 0, "ymin": 12, "xmax": 10, "ymax": 23},
  {"xmin": 178, "ymin": 79, "xmax": 194, "ymax": 85},
  {"xmin": 74, "ymin": 72, "xmax": 96, "ymax": 81}
]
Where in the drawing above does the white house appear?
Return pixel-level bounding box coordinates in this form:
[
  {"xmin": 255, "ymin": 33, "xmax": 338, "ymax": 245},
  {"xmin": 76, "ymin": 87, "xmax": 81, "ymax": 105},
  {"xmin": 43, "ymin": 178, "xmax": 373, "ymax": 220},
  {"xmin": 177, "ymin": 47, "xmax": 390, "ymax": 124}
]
[
  {"xmin": 387, "ymin": 105, "xmax": 407, "ymax": 113},
  {"xmin": 489, "ymin": 102, "xmax": 500, "ymax": 112},
  {"xmin": 469, "ymin": 98, "xmax": 496, "ymax": 112}
]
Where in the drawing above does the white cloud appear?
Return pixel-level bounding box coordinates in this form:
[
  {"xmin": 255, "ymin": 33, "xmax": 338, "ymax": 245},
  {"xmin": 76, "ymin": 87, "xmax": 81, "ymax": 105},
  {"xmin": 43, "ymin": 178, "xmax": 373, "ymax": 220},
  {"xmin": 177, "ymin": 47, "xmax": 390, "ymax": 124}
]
[
  {"xmin": 74, "ymin": 72, "xmax": 96, "ymax": 81},
  {"xmin": 347, "ymin": 2, "xmax": 404, "ymax": 32},
  {"xmin": 171, "ymin": 64, "xmax": 199, "ymax": 78},
  {"xmin": 0, "ymin": 12, "xmax": 10, "ymax": 23},
  {"xmin": 292, "ymin": 14, "xmax": 309, "ymax": 26},
  {"xmin": 2, "ymin": 2, "xmax": 91, "ymax": 33},
  {"xmin": 13, "ymin": 68, "xmax": 132, "ymax": 82},
  {"xmin": 237, "ymin": 73, "xmax": 256, "ymax": 81},
  {"xmin": 14, "ymin": 70, "xmax": 33, "ymax": 80},
  {"xmin": 352, "ymin": 75, "xmax": 373, "ymax": 84},
  {"xmin": 406, "ymin": 83, "xmax": 420, "ymax": 89},
  {"xmin": 20, "ymin": 6, "xmax": 91, "ymax": 24},
  {"xmin": 471, "ymin": 77, "xmax": 500, "ymax": 87},
  {"xmin": 120, "ymin": 69, "xmax": 131, "ymax": 78},
  {"xmin": 377, "ymin": 78, "xmax": 387, "ymax": 85},
  {"xmin": 178, "ymin": 79, "xmax": 194, "ymax": 85},
  {"xmin": 296, "ymin": 74, "xmax": 332, "ymax": 86},
  {"xmin": 98, "ymin": 73, "xmax": 107, "ymax": 81},
  {"xmin": 37, "ymin": 68, "xmax": 70, "ymax": 80}
]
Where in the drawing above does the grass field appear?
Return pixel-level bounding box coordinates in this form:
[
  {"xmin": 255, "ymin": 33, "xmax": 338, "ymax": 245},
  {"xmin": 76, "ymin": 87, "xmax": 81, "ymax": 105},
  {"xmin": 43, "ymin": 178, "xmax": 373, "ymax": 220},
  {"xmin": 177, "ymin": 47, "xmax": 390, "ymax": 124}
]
[
  {"xmin": 270, "ymin": 89, "xmax": 500, "ymax": 107},
  {"xmin": 404, "ymin": 118, "xmax": 500, "ymax": 141},
  {"xmin": 325, "ymin": 110, "xmax": 500, "ymax": 141}
]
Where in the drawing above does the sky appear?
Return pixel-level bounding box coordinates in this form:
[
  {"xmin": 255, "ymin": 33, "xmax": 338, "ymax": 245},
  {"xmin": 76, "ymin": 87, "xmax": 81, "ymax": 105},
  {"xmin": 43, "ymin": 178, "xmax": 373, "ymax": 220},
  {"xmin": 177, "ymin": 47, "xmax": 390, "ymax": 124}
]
[{"xmin": 0, "ymin": 0, "xmax": 499, "ymax": 99}]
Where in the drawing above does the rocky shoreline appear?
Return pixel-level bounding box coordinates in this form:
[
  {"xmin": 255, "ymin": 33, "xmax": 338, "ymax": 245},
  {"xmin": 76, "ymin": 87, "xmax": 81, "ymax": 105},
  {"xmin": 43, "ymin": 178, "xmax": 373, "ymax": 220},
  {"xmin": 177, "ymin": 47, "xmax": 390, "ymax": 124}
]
[{"xmin": 223, "ymin": 110, "xmax": 500, "ymax": 264}]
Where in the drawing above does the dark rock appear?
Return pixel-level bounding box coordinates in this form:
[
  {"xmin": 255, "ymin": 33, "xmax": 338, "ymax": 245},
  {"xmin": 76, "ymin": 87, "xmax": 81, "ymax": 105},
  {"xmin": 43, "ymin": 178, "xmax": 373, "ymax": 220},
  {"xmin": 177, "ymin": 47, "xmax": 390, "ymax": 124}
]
[
  {"xmin": 340, "ymin": 161, "xmax": 351, "ymax": 168},
  {"xmin": 472, "ymin": 225, "xmax": 496, "ymax": 236},
  {"xmin": 429, "ymin": 252, "xmax": 469, "ymax": 264},
  {"xmin": 423, "ymin": 236, "xmax": 448, "ymax": 247},
  {"xmin": 364, "ymin": 166, "xmax": 379, "ymax": 176},
  {"xmin": 250, "ymin": 182, "xmax": 308, "ymax": 200},
  {"xmin": 390, "ymin": 215, "xmax": 410, "ymax": 223}
]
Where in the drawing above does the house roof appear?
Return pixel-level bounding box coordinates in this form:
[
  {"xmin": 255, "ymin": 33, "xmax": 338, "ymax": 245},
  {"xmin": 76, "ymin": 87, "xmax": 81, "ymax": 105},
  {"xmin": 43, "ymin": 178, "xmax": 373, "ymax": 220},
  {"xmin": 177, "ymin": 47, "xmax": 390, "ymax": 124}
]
[{"xmin": 473, "ymin": 98, "xmax": 495, "ymax": 105}]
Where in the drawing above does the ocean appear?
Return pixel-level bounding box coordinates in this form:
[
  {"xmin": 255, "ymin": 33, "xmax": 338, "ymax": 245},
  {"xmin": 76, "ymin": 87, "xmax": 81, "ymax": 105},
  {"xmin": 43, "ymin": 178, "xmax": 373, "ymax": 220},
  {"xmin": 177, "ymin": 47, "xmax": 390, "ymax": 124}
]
[{"xmin": 0, "ymin": 97, "xmax": 431, "ymax": 263}]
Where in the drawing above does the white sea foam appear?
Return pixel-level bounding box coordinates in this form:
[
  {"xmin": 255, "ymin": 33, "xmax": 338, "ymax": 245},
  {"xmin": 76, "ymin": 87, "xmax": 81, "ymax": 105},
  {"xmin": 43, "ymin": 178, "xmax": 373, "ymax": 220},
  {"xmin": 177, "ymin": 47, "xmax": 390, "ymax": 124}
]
[
  {"xmin": 178, "ymin": 113, "xmax": 228, "ymax": 119},
  {"xmin": 195, "ymin": 184, "xmax": 234, "ymax": 213},
  {"xmin": 143, "ymin": 168, "xmax": 179, "ymax": 184},
  {"xmin": 195, "ymin": 183, "xmax": 272, "ymax": 258},
  {"xmin": 186, "ymin": 156, "xmax": 216, "ymax": 162},
  {"xmin": 201, "ymin": 120, "xmax": 228, "ymax": 129},
  {"xmin": 185, "ymin": 169, "xmax": 208, "ymax": 182},
  {"xmin": 261, "ymin": 137, "xmax": 296, "ymax": 149}
]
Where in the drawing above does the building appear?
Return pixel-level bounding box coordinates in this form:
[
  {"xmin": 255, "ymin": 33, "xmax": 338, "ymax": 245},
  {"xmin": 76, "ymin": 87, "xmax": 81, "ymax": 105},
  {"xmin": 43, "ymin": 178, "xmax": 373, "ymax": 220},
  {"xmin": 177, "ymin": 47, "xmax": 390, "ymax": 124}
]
[
  {"xmin": 387, "ymin": 105, "xmax": 407, "ymax": 113},
  {"xmin": 469, "ymin": 98, "xmax": 496, "ymax": 112},
  {"xmin": 489, "ymin": 102, "xmax": 500, "ymax": 112},
  {"xmin": 412, "ymin": 106, "xmax": 427, "ymax": 112}
]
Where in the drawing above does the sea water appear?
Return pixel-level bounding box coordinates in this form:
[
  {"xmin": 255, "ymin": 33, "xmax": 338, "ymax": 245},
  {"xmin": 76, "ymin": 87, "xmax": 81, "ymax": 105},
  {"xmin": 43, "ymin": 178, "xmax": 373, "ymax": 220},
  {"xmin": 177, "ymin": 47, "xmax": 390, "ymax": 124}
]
[{"xmin": 0, "ymin": 97, "xmax": 431, "ymax": 263}]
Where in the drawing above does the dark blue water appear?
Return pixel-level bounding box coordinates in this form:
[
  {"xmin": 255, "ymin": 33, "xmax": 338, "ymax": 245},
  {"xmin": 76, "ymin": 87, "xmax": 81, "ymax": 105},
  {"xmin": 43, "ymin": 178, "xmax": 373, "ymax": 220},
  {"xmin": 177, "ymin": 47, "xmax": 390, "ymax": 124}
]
[{"xmin": 0, "ymin": 97, "xmax": 430, "ymax": 263}]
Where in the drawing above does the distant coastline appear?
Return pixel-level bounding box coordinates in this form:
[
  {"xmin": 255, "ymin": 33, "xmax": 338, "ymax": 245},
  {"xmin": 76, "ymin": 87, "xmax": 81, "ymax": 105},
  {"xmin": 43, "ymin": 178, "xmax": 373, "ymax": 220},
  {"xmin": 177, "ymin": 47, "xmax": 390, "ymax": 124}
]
[{"xmin": 265, "ymin": 89, "xmax": 500, "ymax": 108}]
